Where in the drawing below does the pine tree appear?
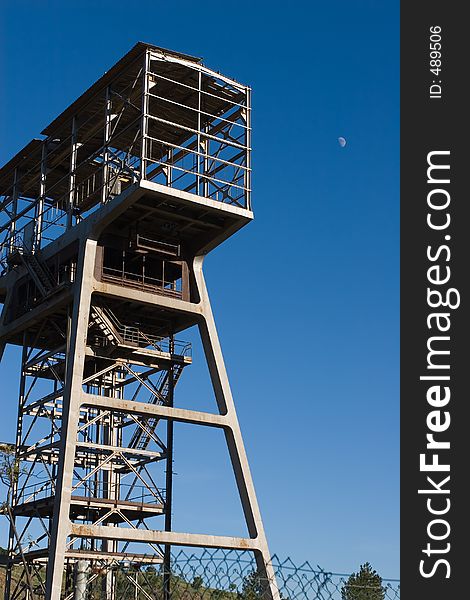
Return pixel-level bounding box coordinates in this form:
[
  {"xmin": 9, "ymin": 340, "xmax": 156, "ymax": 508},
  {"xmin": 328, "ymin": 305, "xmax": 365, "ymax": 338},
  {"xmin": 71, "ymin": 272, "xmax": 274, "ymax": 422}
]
[
  {"xmin": 237, "ymin": 570, "xmax": 264, "ymax": 599},
  {"xmin": 341, "ymin": 563, "xmax": 385, "ymax": 600},
  {"xmin": 237, "ymin": 570, "xmax": 288, "ymax": 600}
]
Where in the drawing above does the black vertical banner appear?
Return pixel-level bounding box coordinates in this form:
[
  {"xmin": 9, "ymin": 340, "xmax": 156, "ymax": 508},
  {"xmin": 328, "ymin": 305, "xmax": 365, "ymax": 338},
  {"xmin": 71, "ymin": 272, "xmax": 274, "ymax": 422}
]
[{"xmin": 401, "ymin": 4, "xmax": 468, "ymax": 599}]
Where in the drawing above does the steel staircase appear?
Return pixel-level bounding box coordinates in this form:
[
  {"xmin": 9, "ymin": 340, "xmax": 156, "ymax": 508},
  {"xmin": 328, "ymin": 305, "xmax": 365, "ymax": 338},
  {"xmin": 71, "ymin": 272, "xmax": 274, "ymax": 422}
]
[
  {"xmin": 128, "ymin": 363, "xmax": 185, "ymax": 451},
  {"xmin": 89, "ymin": 305, "xmax": 166, "ymax": 351},
  {"xmin": 88, "ymin": 304, "xmax": 188, "ymax": 451},
  {"xmin": 19, "ymin": 250, "xmax": 56, "ymax": 297},
  {"xmin": 89, "ymin": 305, "xmax": 124, "ymax": 345}
]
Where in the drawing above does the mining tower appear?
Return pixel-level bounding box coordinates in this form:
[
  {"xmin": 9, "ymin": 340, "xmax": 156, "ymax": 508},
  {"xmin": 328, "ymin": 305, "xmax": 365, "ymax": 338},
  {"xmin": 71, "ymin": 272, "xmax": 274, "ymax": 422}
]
[{"xmin": 0, "ymin": 43, "xmax": 278, "ymax": 599}]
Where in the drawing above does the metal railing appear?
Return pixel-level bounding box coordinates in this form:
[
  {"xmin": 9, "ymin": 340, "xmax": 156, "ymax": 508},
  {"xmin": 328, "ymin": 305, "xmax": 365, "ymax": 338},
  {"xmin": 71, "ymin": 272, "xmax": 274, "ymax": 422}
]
[
  {"xmin": 0, "ymin": 51, "xmax": 251, "ymax": 279},
  {"xmin": 93, "ymin": 305, "xmax": 191, "ymax": 357},
  {"xmin": 16, "ymin": 480, "xmax": 165, "ymax": 507},
  {"xmin": 102, "ymin": 266, "xmax": 183, "ymax": 297},
  {"xmin": 119, "ymin": 326, "xmax": 191, "ymax": 357}
]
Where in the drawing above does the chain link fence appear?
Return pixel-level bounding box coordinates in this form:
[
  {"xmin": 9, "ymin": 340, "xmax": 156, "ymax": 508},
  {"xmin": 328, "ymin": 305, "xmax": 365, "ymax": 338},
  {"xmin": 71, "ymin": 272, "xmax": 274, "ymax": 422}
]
[
  {"xmin": 0, "ymin": 549, "xmax": 400, "ymax": 599},
  {"xmin": 166, "ymin": 550, "xmax": 400, "ymax": 600}
]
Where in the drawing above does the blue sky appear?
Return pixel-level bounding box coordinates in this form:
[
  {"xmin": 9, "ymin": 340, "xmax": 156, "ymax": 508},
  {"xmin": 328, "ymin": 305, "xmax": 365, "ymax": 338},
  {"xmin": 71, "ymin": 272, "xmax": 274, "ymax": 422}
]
[{"xmin": 0, "ymin": 0, "xmax": 399, "ymax": 578}]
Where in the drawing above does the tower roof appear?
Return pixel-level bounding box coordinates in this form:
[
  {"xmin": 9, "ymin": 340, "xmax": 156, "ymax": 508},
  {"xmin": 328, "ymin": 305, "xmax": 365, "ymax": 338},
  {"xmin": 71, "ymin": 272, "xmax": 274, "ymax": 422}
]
[{"xmin": 41, "ymin": 42, "xmax": 203, "ymax": 137}]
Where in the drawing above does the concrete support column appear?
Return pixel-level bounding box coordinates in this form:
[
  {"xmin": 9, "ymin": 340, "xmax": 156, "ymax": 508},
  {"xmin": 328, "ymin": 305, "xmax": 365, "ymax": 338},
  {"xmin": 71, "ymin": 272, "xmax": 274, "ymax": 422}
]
[
  {"xmin": 44, "ymin": 238, "xmax": 98, "ymax": 600},
  {"xmin": 193, "ymin": 256, "xmax": 280, "ymax": 600}
]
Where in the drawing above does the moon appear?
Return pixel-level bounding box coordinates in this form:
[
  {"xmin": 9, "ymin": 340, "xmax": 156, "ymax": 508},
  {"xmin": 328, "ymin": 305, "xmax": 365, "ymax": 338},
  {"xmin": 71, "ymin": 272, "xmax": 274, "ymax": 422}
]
[{"xmin": 338, "ymin": 137, "xmax": 347, "ymax": 147}]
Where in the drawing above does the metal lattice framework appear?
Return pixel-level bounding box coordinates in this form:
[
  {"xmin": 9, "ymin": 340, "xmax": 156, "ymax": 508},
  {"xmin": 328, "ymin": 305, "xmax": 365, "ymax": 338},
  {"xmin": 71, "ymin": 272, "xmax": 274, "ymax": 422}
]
[
  {"xmin": 0, "ymin": 43, "xmax": 278, "ymax": 600},
  {"xmin": 0, "ymin": 42, "xmax": 251, "ymax": 274}
]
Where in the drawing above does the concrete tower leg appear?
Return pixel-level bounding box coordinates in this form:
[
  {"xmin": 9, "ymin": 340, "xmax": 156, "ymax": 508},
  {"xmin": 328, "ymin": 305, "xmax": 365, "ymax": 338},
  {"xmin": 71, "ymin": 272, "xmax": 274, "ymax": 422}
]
[
  {"xmin": 44, "ymin": 238, "xmax": 98, "ymax": 600},
  {"xmin": 194, "ymin": 257, "xmax": 280, "ymax": 600}
]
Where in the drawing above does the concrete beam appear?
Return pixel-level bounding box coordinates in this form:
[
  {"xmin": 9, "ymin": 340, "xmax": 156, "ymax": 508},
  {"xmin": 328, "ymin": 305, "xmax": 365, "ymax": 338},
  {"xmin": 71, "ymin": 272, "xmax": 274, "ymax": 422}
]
[
  {"xmin": 92, "ymin": 279, "xmax": 202, "ymax": 316},
  {"xmin": 81, "ymin": 393, "xmax": 228, "ymax": 429},
  {"xmin": 70, "ymin": 524, "xmax": 258, "ymax": 551}
]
